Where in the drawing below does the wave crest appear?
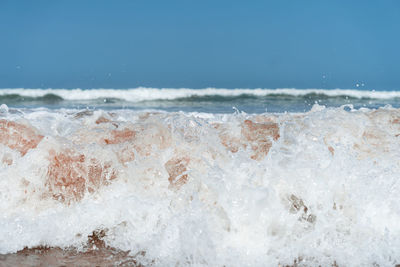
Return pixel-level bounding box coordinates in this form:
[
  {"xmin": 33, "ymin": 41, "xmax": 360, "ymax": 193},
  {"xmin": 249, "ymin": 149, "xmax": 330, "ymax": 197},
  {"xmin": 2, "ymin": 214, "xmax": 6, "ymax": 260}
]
[{"xmin": 1, "ymin": 87, "xmax": 400, "ymax": 102}]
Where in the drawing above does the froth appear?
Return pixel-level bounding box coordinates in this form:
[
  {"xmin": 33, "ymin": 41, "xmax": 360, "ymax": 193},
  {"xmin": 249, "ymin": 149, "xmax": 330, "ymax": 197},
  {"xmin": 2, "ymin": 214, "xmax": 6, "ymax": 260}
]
[
  {"xmin": 0, "ymin": 105, "xmax": 400, "ymax": 266},
  {"xmin": 1, "ymin": 87, "xmax": 400, "ymax": 101}
]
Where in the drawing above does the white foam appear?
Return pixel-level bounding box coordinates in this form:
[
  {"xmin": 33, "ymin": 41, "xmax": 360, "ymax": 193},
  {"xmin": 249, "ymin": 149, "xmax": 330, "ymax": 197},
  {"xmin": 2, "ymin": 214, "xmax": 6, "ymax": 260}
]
[
  {"xmin": 1, "ymin": 87, "xmax": 400, "ymax": 101},
  {"xmin": 0, "ymin": 106, "xmax": 400, "ymax": 266}
]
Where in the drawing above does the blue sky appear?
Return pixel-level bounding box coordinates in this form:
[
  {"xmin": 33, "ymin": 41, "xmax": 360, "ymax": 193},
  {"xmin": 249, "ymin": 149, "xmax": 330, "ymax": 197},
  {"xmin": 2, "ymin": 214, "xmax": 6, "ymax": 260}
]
[{"xmin": 0, "ymin": 1, "xmax": 399, "ymax": 89}]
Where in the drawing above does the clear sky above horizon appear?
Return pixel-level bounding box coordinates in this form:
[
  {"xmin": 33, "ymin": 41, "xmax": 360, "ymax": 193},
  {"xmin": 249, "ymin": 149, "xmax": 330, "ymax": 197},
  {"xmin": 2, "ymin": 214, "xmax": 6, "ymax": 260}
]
[{"xmin": 0, "ymin": 0, "xmax": 399, "ymax": 90}]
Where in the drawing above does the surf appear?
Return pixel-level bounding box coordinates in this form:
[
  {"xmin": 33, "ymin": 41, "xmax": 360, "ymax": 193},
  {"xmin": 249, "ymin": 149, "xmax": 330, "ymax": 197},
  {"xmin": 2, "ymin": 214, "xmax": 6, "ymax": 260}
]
[{"xmin": 1, "ymin": 104, "xmax": 400, "ymax": 266}]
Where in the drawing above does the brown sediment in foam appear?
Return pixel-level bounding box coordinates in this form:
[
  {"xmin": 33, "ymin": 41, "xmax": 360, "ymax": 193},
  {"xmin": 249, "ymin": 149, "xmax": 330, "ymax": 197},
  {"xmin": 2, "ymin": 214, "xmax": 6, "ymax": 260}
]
[
  {"xmin": 323, "ymin": 136, "xmax": 335, "ymax": 156},
  {"xmin": 215, "ymin": 118, "xmax": 280, "ymax": 161},
  {"xmin": 241, "ymin": 119, "xmax": 280, "ymax": 161},
  {"xmin": 115, "ymin": 146, "xmax": 136, "ymax": 165},
  {"xmin": 101, "ymin": 122, "xmax": 172, "ymax": 165},
  {"xmin": 165, "ymin": 156, "xmax": 190, "ymax": 189},
  {"xmin": 0, "ymin": 119, "xmax": 43, "ymax": 156},
  {"xmin": 4, "ymin": 113, "xmax": 285, "ymax": 206},
  {"xmin": 213, "ymin": 123, "xmax": 240, "ymax": 153},
  {"xmin": 95, "ymin": 116, "xmax": 111, "ymax": 125},
  {"xmin": 95, "ymin": 115, "xmax": 120, "ymax": 128},
  {"xmin": 44, "ymin": 119, "xmax": 184, "ymax": 203},
  {"xmin": 286, "ymin": 194, "xmax": 316, "ymax": 224},
  {"xmin": 2, "ymin": 152, "xmax": 13, "ymax": 165},
  {"xmin": 353, "ymin": 109, "xmax": 400, "ymax": 156},
  {"xmin": 46, "ymin": 149, "xmax": 117, "ymax": 203},
  {"xmin": 353, "ymin": 127, "xmax": 391, "ymax": 157},
  {"xmin": 327, "ymin": 146, "xmax": 335, "ymax": 155},
  {"xmin": 104, "ymin": 128, "xmax": 137, "ymax": 145},
  {"xmin": 138, "ymin": 111, "xmax": 161, "ymax": 120}
]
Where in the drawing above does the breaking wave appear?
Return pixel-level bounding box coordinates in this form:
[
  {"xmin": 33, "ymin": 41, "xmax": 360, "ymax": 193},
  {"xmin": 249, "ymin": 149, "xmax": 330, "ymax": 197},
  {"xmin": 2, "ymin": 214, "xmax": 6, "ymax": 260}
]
[
  {"xmin": 1, "ymin": 87, "xmax": 400, "ymax": 102},
  {"xmin": 1, "ymin": 105, "xmax": 400, "ymax": 266}
]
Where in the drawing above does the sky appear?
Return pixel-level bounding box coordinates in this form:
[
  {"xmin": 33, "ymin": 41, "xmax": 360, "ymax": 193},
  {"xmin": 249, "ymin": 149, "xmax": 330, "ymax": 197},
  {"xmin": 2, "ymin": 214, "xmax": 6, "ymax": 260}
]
[{"xmin": 0, "ymin": 0, "xmax": 399, "ymax": 90}]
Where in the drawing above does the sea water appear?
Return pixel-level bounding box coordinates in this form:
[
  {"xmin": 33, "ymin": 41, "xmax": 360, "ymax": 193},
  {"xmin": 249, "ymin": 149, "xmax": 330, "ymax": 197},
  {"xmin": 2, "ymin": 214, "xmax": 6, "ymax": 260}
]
[
  {"xmin": 1, "ymin": 87, "xmax": 400, "ymax": 113},
  {"xmin": 0, "ymin": 88, "xmax": 400, "ymax": 266}
]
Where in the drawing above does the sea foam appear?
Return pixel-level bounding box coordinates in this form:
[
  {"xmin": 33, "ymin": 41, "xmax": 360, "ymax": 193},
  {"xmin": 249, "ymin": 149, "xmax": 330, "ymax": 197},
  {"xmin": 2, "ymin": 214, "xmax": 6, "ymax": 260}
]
[{"xmin": 0, "ymin": 105, "xmax": 400, "ymax": 266}]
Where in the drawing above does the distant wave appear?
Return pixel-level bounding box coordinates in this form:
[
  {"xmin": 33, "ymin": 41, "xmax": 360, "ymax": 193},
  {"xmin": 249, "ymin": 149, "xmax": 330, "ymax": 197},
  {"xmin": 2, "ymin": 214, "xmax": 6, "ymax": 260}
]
[{"xmin": 1, "ymin": 88, "xmax": 400, "ymax": 102}]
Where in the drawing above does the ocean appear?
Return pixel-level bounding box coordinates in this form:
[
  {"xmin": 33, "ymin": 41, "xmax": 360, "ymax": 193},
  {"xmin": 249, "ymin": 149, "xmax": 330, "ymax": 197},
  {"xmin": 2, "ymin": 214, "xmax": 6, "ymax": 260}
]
[
  {"xmin": 1, "ymin": 88, "xmax": 400, "ymax": 266},
  {"xmin": 1, "ymin": 87, "xmax": 400, "ymax": 113}
]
